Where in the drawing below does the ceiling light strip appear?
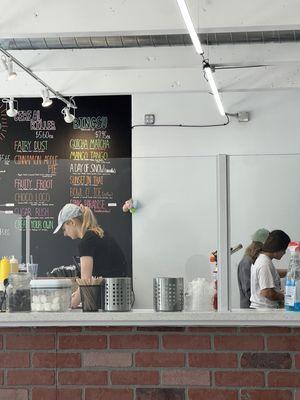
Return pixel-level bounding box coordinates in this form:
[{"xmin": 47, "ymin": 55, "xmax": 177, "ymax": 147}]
[
  {"xmin": 176, "ymin": 0, "xmax": 226, "ymax": 116},
  {"xmin": 176, "ymin": 0, "xmax": 203, "ymax": 54},
  {"xmin": 203, "ymin": 62, "xmax": 225, "ymax": 116}
]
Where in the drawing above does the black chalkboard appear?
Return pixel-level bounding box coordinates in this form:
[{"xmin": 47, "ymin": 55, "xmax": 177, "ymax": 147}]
[{"xmin": 0, "ymin": 95, "xmax": 132, "ymax": 276}]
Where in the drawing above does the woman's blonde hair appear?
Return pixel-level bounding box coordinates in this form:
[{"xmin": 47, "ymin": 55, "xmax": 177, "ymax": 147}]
[
  {"xmin": 244, "ymin": 241, "xmax": 263, "ymax": 263},
  {"xmin": 75, "ymin": 205, "xmax": 104, "ymax": 238}
]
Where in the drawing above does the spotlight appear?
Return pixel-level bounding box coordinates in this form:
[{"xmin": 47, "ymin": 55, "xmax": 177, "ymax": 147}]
[
  {"xmin": 2, "ymin": 98, "xmax": 18, "ymax": 117},
  {"xmin": 1, "ymin": 56, "xmax": 17, "ymax": 80},
  {"xmin": 41, "ymin": 89, "xmax": 53, "ymax": 107},
  {"xmin": 61, "ymin": 106, "xmax": 75, "ymax": 123}
]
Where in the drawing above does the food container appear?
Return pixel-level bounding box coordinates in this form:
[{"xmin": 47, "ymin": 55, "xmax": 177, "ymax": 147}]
[
  {"xmin": 30, "ymin": 278, "xmax": 72, "ymax": 312},
  {"xmin": 7, "ymin": 273, "xmax": 31, "ymax": 312},
  {"xmin": 153, "ymin": 277, "xmax": 184, "ymax": 312}
]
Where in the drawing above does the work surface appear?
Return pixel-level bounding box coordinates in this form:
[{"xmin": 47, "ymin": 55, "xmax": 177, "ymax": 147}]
[{"xmin": 0, "ymin": 309, "xmax": 299, "ymax": 327}]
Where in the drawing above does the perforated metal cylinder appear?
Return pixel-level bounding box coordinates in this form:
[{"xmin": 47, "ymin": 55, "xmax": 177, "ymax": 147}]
[
  {"xmin": 104, "ymin": 277, "xmax": 132, "ymax": 312},
  {"xmin": 153, "ymin": 277, "xmax": 184, "ymax": 312}
]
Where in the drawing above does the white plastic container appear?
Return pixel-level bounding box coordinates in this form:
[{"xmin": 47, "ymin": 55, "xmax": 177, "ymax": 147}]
[{"xmin": 30, "ymin": 279, "xmax": 72, "ymax": 312}]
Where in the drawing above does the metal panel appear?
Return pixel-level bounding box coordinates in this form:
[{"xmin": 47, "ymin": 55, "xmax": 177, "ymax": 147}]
[
  {"xmin": 90, "ymin": 36, "xmax": 108, "ymax": 47},
  {"xmin": 217, "ymin": 154, "xmax": 230, "ymax": 312},
  {"xmin": 60, "ymin": 37, "xmax": 77, "ymax": 48},
  {"xmin": 106, "ymin": 36, "xmax": 123, "ymax": 48},
  {"xmin": 75, "ymin": 37, "xmax": 93, "ymax": 48},
  {"xmin": 44, "ymin": 37, "xmax": 63, "ymax": 49}
]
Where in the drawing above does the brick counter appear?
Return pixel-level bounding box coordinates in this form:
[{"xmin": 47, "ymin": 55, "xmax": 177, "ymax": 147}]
[{"xmin": 0, "ymin": 326, "xmax": 299, "ymax": 400}]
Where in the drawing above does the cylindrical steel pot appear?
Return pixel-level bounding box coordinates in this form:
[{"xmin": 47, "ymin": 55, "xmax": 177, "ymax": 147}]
[
  {"xmin": 153, "ymin": 277, "xmax": 184, "ymax": 312},
  {"xmin": 104, "ymin": 277, "xmax": 132, "ymax": 312}
]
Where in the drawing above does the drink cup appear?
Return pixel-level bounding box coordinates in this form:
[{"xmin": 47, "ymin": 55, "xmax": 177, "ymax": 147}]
[
  {"xmin": 80, "ymin": 285, "xmax": 103, "ymax": 312},
  {"xmin": 27, "ymin": 263, "xmax": 38, "ymax": 278}
]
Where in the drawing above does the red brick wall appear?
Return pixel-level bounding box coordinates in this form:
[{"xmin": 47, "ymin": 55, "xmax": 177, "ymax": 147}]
[{"xmin": 0, "ymin": 326, "xmax": 299, "ymax": 400}]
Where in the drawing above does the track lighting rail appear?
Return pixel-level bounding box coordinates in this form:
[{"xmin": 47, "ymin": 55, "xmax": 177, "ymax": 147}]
[{"xmin": 0, "ymin": 47, "xmax": 76, "ymax": 110}]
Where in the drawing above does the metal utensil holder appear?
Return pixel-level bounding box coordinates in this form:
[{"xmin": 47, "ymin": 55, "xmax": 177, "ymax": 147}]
[
  {"xmin": 104, "ymin": 277, "xmax": 132, "ymax": 312},
  {"xmin": 153, "ymin": 277, "xmax": 184, "ymax": 312}
]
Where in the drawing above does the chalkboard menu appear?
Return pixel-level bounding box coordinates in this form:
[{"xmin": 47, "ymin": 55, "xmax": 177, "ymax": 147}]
[{"xmin": 0, "ymin": 95, "xmax": 132, "ymax": 276}]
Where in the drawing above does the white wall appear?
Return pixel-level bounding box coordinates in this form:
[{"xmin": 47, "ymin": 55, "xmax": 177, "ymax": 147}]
[{"xmin": 132, "ymin": 90, "xmax": 300, "ymax": 308}]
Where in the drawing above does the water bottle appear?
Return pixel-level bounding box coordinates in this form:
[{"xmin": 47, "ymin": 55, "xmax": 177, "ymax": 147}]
[
  {"xmin": 294, "ymin": 256, "xmax": 300, "ymax": 311},
  {"xmin": 285, "ymin": 252, "xmax": 300, "ymax": 311}
]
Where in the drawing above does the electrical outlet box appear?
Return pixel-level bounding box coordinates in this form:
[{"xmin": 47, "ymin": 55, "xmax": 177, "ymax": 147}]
[
  {"xmin": 237, "ymin": 111, "xmax": 250, "ymax": 122},
  {"xmin": 144, "ymin": 114, "xmax": 155, "ymax": 125}
]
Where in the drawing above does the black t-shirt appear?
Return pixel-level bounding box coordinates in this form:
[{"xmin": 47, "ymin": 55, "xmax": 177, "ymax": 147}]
[{"xmin": 78, "ymin": 230, "xmax": 128, "ymax": 277}]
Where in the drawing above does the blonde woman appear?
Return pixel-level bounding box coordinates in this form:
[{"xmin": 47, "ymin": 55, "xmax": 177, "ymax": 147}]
[
  {"xmin": 54, "ymin": 203, "xmax": 127, "ymax": 308},
  {"xmin": 237, "ymin": 228, "xmax": 269, "ymax": 308}
]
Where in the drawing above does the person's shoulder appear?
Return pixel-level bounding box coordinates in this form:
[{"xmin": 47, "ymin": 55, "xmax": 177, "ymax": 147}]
[
  {"xmin": 82, "ymin": 230, "xmax": 101, "ymax": 241},
  {"xmin": 239, "ymin": 254, "xmax": 252, "ymax": 265},
  {"xmin": 255, "ymin": 254, "xmax": 272, "ymax": 269}
]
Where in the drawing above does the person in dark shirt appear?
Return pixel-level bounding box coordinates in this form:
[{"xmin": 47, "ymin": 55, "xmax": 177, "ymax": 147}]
[
  {"xmin": 237, "ymin": 228, "xmax": 269, "ymax": 308},
  {"xmin": 54, "ymin": 203, "xmax": 127, "ymax": 307}
]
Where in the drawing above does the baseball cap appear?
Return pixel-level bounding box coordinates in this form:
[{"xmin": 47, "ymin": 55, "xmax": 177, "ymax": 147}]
[
  {"xmin": 251, "ymin": 228, "xmax": 269, "ymax": 244},
  {"xmin": 262, "ymin": 230, "xmax": 291, "ymax": 252},
  {"xmin": 53, "ymin": 203, "xmax": 83, "ymax": 234}
]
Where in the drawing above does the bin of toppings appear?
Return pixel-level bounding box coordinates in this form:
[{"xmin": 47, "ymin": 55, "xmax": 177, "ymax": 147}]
[{"xmin": 30, "ymin": 278, "xmax": 72, "ymax": 311}]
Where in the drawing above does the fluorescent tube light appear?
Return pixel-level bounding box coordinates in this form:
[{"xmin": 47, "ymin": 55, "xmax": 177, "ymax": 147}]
[
  {"xmin": 176, "ymin": 0, "xmax": 203, "ymax": 54},
  {"xmin": 203, "ymin": 63, "xmax": 225, "ymax": 116}
]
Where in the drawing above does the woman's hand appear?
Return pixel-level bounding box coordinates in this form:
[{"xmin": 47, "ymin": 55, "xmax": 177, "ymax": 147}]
[{"xmin": 71, "ymin": 288, "xmax": 81, "ymax": 308}]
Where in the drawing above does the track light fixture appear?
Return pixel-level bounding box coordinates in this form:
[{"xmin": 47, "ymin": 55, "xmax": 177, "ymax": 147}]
[
  {"xmin": 1, "ymin": 56, "xmax": 17, "ymax": 80},
  {"xmin": 61, "ymin": 97, "xmax": 76, "ymax": 123},
  {"xmin": 41, "ymin": 89, "xmax": 53, "ymax": 107},
  {"xmin": 2, "ymin": 97, "xmax": 18, "ymax": 117},
  {"xmin": 0, "ymin": 47, "xmax": 77, "ymax": 123},
  {"xmin": 62, "ymin": 106, "xmax": 75, "ymax": 123}
]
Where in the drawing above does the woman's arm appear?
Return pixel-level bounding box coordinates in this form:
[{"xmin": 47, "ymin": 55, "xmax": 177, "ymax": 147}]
[
  {"xmin": 80, "ymin": 256, "xmax": 93, "ymax": 280},
  {"xmin": 71, "ymin": 256, "xmax": 94, "ymax": 308},
  {"xmin": 260, "ymin": 288, "xmax": 284, "ymax": 302}
]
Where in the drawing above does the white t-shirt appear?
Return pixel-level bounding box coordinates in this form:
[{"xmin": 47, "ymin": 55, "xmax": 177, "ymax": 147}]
[{"xmin": 250, "ymin": 253, "xmax": 281, "ymax": 309}]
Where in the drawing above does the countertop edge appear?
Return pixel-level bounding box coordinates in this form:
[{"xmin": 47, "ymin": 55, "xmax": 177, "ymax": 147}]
[{"xmin": 0, "ymin": 309, "xmax": 300, "ymax": 327}]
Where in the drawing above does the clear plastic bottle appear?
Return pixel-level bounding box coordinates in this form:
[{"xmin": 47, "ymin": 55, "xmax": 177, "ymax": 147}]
[
  {"xmin": 9, "ymin": 255, "xmax": 19, "ymax": 274},
  {"xmin": 7, "ymin": 273, "xmax": 31, "ymax": 312},
  {"xmin": 285, "ymin": 252, "xmax": 300, "ymax": 311}
]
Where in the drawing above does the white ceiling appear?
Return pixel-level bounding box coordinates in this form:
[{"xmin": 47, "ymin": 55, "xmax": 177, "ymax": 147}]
[{"xmin": 0, "ymin": 0, "xmax": 300, "ymax": 97}]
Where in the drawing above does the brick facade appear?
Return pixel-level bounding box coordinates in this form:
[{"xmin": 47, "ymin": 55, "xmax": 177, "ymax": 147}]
[{"xmin": 0, "ymin": 326, "xmax": 299, "ymax": 399}]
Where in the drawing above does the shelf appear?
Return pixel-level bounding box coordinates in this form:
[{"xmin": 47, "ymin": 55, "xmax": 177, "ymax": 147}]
[{"xmin": 0, "ymin": 308, "xmax": 299, "ymax": 327}]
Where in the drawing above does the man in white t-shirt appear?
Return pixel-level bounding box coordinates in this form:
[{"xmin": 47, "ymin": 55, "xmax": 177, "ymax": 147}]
[{"xmin": 250, "ymin": 230, "xmax": 290, "ymax": 309}]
